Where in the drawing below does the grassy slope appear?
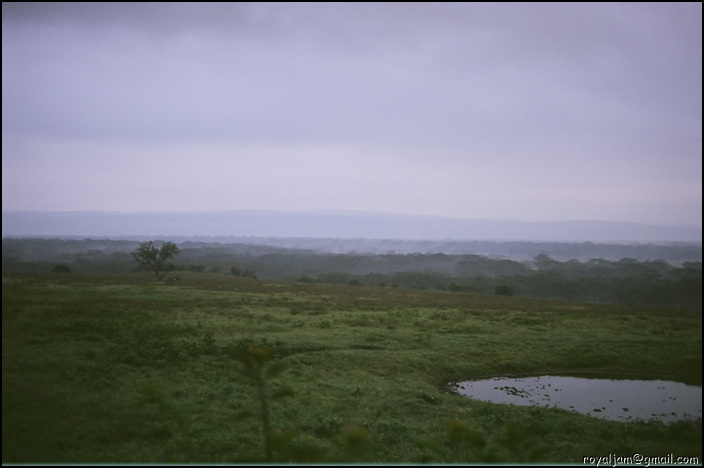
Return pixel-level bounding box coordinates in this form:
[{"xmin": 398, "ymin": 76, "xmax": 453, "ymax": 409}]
[{"xmin": 2, "ymin": 272, "xmax": 702, "ymax": 463}]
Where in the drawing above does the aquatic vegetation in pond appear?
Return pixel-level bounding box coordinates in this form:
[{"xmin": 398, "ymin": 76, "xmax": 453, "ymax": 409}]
[{"xmin": 450, "ymin": 375, "xmax": 702, "ymax": 424}]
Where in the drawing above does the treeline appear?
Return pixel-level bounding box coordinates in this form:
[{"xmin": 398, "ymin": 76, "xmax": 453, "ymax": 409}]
[
  {"xmin": 2, "ymin": 238, "xmax": 701, "ymax": 308},
  {"xmin": 196, "ymin": 236, "xmax": 703, "ymax": 264}
]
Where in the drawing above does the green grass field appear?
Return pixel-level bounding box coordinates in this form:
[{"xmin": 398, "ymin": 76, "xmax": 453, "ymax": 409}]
[{"xmin": 2, "ymin": 272, "xmax": 701, "ymax": 463}]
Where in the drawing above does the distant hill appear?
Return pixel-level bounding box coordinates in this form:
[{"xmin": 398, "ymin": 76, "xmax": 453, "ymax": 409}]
[{"xmin": 2, "ymin": 210, "xmax": 701, "ymax": 243}]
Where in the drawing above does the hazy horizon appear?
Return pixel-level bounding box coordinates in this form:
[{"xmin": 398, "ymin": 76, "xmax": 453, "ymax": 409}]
[
  {"xmin": 2, "ymin": 207, "xmax": 703, "ymax": 227},
  {"xmin": 2, "ymin": 209, "xmax": 701, "ymax": 243},
  {"xmin": 2, "ymin": 3, "xmax": 702, "ymax": 228}
]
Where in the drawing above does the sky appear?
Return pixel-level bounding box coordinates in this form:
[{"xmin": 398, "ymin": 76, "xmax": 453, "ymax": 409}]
[{"xmin": 2, "ymin": 2, "xmax": 702, "ymax": 228}]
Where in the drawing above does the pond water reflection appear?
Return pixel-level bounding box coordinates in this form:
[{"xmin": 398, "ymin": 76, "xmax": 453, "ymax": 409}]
[{"xmin": 451, "ymin": 375, "xmax": 702, "ymax": 423}]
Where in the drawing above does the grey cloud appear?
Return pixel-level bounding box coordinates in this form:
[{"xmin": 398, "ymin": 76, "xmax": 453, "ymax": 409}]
[
  {"xmin": 2, "ymin": 3, "xmax": 264, "ymax": 36},
  {"xmin": 2, "ymin": 3, "xmax": 701, "ymax": 226}
]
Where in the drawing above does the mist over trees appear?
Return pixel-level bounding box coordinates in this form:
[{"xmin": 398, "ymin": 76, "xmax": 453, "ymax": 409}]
[{"xmin": 2, "ymin": 237, "xmax": 701, "ymax": 309}]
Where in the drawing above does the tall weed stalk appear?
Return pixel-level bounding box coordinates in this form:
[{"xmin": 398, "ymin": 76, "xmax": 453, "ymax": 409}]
[{"xmin": 235, "ymin": 346, "xmax": 289, "ymax": 461}]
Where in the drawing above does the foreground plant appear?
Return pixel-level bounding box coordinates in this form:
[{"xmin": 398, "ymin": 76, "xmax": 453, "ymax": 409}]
[{"xmin": 234, "ymin": 346, "xmax": 290, "ymax": 461}]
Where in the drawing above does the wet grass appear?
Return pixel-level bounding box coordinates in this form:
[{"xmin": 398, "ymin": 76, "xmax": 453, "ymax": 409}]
[{"xmin": 2, "ymin": 272, "xmax": 702, "ymax": 463}]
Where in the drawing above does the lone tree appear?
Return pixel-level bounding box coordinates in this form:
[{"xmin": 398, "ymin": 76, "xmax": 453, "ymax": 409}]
[{"xmin": 130, "ymin": 241, "xmax": 181, "ymax": 280}]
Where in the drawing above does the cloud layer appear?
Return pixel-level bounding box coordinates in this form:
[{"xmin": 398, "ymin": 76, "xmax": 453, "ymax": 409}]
[{"xmin": 2, "ymin": 3, "xmax": 701, "ymax": 227}]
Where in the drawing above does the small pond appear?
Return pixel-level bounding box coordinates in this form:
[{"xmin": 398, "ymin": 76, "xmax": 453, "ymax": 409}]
[{"xmin": 450, "ymin": 375, "xmax": 702, "ymax": 424}]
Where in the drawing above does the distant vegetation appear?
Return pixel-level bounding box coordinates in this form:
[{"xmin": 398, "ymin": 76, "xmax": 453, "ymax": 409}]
[{"xmin": 2, "ymin": 237, "xmax": 701, "ymax": 308}]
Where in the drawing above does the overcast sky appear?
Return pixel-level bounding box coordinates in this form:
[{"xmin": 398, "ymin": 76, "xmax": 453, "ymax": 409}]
[{"xmin": 2, "ymin": 2, "xmax": 702, "ymax": 227}]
